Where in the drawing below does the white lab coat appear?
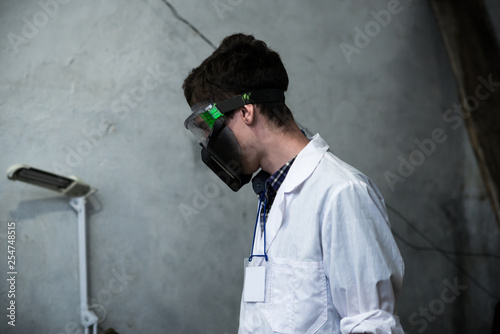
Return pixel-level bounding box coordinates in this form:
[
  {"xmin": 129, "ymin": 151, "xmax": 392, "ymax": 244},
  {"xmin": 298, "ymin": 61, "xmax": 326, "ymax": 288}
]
[{"xmin": 238, "ymin": 134, "xmax": 405, "ymax": 334}]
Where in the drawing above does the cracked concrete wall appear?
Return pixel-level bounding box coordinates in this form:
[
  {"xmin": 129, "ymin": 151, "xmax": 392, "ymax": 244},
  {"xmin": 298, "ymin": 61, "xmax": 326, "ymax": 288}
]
[{"xmin": 1, "ymin": 0, "xmax": 499, "ymax": 333}]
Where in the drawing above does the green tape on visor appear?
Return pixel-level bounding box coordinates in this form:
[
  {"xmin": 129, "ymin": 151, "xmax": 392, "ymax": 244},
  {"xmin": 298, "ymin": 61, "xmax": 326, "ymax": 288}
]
[{"xmin": 200, "ymin": 105, "xmax": 223, "ymax": 129}]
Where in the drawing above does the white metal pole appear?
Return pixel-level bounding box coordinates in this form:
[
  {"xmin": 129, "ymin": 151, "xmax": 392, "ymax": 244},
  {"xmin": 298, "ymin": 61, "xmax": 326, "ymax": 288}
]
[{"xmin": 70, "ymin": 196, "xmax": 98, "ymax": 332}]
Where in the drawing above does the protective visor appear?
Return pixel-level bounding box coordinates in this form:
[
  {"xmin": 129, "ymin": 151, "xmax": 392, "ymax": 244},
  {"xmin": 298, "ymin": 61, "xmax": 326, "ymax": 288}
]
[
  {"xmin": 183, "ymin": 89, "xmax": 286, "ymax": 144},
  {"xmin": 183, "ymin": 102, "xmax": 223, "ymax": 146}
]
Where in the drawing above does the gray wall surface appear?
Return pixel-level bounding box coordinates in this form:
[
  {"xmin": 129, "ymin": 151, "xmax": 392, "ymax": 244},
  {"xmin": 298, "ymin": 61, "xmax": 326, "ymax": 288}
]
[{"xmin": 1, "ymin": 0, "xmax": 499, "ymax": 333}]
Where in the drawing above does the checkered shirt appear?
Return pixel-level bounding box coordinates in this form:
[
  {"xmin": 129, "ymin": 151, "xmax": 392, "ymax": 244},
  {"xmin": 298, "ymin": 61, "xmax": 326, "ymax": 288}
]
[{"xmin": 260, "ymin": 157, "xmax": 296, "ymax": 232}]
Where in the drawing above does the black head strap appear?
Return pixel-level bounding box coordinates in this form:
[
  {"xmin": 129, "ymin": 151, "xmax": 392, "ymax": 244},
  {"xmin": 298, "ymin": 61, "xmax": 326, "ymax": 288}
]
[{"xmin": 216, "ymin": 89, "xmax": 285, "ymax": 114}]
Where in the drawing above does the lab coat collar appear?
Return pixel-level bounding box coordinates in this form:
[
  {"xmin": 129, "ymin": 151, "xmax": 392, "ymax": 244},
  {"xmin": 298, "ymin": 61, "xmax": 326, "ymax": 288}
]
[
  {"xmin": 263, "ymin": 134, "xmax": 329, "ymax": 253},
  {"xmin": 281, "ymin": 133, "xmax": 329, "ymax": 194}
]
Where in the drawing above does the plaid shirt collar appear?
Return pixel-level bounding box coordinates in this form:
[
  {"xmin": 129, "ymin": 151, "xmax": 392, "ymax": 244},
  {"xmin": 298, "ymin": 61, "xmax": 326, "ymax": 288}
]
[
  {"xmin": 265, "ymin": 156, "xmax": 296, "ymax": 198},
  {"xmin": 258, "ymin": 156, "xmax": 296, "ymax": 232},
  {"xmin": 258, "ymin": 157, "xmax": 296, "ymax": 232}
]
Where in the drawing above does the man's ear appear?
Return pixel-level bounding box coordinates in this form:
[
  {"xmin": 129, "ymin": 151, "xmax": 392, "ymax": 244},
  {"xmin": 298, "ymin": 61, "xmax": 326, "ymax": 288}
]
[{"xmin": 240, "ymin": 104, "xmax": 255, "ymax": 125}]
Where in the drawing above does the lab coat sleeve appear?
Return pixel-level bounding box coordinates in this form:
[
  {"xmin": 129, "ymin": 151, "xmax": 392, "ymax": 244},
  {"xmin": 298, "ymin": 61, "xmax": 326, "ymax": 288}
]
[{"xmin": 321, "ymin": 180, "xmax": 405, "ymax": 334}]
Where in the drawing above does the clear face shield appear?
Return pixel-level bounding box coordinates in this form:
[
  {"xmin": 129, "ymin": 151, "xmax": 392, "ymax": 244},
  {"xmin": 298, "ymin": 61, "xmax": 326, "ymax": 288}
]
[{"xmin": 184, "ymin": 102, "xmax": 224, "ymax": 147}]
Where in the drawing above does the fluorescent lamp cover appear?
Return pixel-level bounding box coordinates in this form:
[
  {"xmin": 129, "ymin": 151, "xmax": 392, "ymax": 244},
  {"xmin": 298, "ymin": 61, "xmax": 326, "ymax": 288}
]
[{"xmin": 7, "ymin": 164, "xmax": 91, "ymax": 197}]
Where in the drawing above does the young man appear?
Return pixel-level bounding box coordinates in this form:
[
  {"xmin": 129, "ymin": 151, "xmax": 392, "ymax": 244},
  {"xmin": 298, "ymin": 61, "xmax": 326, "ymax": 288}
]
[{"xmin": 182, "ymin": 33, "xmax": 405, "ymax": 334}]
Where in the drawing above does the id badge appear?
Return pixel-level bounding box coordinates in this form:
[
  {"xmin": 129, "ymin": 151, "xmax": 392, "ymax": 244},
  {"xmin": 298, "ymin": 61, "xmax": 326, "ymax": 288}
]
[{"xmin": 243, "ymin": 261, "xmax": 266, "ymax": 302}]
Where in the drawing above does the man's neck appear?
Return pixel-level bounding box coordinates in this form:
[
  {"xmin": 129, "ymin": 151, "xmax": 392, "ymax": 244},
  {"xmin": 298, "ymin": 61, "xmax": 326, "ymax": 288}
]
[{"xmin": 259, "ymin": 125, "xmax": 310, "ymax": 175}]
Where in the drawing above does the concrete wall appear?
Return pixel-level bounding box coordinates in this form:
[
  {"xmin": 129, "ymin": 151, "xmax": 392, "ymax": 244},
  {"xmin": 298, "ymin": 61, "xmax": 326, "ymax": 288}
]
[{"xmin": 1, "ymin": 0, "xmax": 499, "ymax": 333}]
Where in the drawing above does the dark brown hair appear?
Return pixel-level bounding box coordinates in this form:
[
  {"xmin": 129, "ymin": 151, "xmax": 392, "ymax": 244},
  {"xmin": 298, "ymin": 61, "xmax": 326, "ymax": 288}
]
[{"xmin": 182, "ymin": 33, "xmax": 294, "ymax": 128}]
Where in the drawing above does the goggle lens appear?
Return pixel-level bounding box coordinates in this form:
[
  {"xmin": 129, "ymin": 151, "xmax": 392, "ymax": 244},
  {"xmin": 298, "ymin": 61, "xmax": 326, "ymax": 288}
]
[{"xmin": 184, "ymin": 103, "xmax": 224, "ymax": 146}]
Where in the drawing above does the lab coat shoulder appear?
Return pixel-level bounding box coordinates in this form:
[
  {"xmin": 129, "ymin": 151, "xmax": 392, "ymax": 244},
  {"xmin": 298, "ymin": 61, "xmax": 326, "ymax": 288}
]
[
  {"xmin": 318, "ymin": 150, "xmax": 390, "ymax": 224},
  {"xmin": 283, "ymin": 134, "xmax": 376, "ymax": 196}
]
